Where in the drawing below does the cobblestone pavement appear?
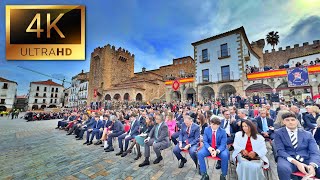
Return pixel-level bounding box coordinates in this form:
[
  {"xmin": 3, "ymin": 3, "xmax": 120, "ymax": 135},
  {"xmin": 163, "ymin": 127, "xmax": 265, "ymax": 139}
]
[{"xmin": 0, "ymin": 115, "xmax": 277, "ymax": 180}]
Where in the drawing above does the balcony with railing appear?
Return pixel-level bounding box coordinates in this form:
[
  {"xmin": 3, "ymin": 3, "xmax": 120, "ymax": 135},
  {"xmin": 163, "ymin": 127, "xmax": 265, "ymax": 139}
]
[
  {"xmin": 217, "ymin": 71, "xmax": 234, "ymax": 82},
  {"xmin": 199, "ymin": 54, "xmax": 210, "ymax": 63},
  {"xmin": 198, "ymin": 75, "xmax": 213, "ymax": 84},
  {"xmin": 217, "ymin": 48, "xmax": 230, "ymax": 59}
]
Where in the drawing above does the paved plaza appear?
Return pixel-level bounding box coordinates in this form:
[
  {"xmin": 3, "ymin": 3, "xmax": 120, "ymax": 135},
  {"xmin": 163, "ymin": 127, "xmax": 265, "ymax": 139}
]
[{"xmin": 0, "ymin": 114, "xmax": 245, "ymax": 180}]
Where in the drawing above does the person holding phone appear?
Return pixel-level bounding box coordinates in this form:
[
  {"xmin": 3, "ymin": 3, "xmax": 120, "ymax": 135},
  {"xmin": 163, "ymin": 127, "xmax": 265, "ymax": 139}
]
[{"xmin": 173, "ymin": 115, "xmax": 200, "ymax": 168}]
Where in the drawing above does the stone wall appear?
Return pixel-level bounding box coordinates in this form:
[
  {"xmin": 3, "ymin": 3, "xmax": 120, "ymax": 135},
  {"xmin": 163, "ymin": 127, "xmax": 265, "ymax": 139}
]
[{"xmin": 263, "ymin": 40, "xmax": 320, "ymax": 69}]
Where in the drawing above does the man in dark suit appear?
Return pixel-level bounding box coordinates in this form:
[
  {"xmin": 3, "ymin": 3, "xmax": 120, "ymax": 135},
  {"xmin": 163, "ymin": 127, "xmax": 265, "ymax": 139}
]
[
  {"xmin": 84, "ymin": 115, "xmax": 103, "ymax": 145},
  {"xmin": 265, "ymin": 104, "xmax": 276, "ymax": 120},
  {"xmin": 173, "ymin": 115, "xmax": 200, "ymax": 168},
  {"xmin": 212, "ymin": 104, "xmax": 220, "ymax": 116},
  {"xmin": 290, "ymin": 105, "xmax": 303, "ymax": 126},
  {"xmin": 198, "ymin": 117, "xmax": 229, "ymax": 180},
  {"xmin": 270, "ymin": 88, "xmax": 280, "ymax": 108},
  {"xmin": 117, "ymin": 113, "xmax": 140, "ymax": 157},
  {"xmin": 220, "ymin": 110, "xmax": 237, "ymax": 144},
  {"xmin": 139, "ymin": 114, "xmax": 170, "ymax": 167},
  {"xmin": 275, "ymin": 112, "xmax": 320, "ymax": 180},
  {"xmin": 172, "ymin": 109, "xmax": 184, "ymax": 145},
  {"xmin": 244, "ymin": 104, "xmax": 254, "ymax": 118},
  {"xmin": 255, "ymin": 108, "xmax": 274, "ymax": 139},
  {"xmin": 105, "ymin": 115, "xmax": 125, "ymax": 152}
]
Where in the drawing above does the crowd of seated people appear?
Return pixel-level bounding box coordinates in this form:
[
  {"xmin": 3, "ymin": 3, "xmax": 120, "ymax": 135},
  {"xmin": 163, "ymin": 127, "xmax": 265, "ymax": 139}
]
[
  {"xmin": 24, "ymin": 111, "xmax": 64, "ymax": 121},
  {"xmin": 54, "ymin": 100, "xmax": 320, "ymax": 180}
]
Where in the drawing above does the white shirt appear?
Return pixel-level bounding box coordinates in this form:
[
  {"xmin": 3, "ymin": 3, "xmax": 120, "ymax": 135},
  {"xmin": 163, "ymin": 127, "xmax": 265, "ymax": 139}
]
[
  {"xmin": 223, "ymin": 119, "xmax": 231, "ymax": 135},
  {"xmin": 286, "ymin": 127, "xmax": 298, "ymax": 163}
]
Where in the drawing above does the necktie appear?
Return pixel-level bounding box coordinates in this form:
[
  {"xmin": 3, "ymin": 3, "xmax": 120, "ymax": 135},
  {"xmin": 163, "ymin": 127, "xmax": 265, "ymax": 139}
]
[
  {"xmin": 290, "ymin": 131, "xmax": 298, "ymax": 149},
  {"xmin": 155, "ymin": 124, "xmax": 159, "ymax": 139},
  {"xmin": 212, "ymin": 131, "xmax": 216, "ymax": 149},
  {"xmin": 223, "ymin": 120, "xmax": 229, "ymax": 129},
  {"xmin": 262, "ymin": 118, "xmax": 269, "ymax": 132},
  {"xmin": 186, "ymin": 127, "xmax": 190, "ymax": 144},
  {"xmin": 186, "ymin": 127, "xmax": 190, "ymax": 136}
]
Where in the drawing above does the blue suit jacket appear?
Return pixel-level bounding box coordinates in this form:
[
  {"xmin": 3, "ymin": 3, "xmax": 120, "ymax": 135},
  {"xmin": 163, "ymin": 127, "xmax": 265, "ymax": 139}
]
[
  {"xmin": 203, "ymin": 127, "xmax": 227, "ymax": 153},
  {"xmin": 303, "ymin": 113, "xmax": 320, "ymax": 130},
  {"xmin": 175, "ymin": 113, "xmax": 184, "ymax": 129},
  {"xmin": 92, "ymin": 120, "xmax": 103, "ymax": 130},
  {"xmin": 269, "ymin": 110, "xmax": 276, "ymax": 120},
  {"xmin": 104, "ymin": 120, "xmax": 112, "ymax": 128},
  {"xmin": 274, "ymin": 127, "xmax": 320, "ymax": 166},
  {"xmin": 178, "ymin": 123, "xmax": 200, "ymax": 146},
  {"xmin": 128, "ymin": 119, "xmax": 140, "ymax": 136},
  {"xmin": 86, "ymin": 118, "xmax": 95, "ymax": 129}
]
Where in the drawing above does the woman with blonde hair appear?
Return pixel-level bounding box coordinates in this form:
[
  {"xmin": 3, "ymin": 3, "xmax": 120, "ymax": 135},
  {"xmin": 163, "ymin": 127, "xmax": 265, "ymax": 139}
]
[
  {"xmin": 303, "ymin": 105, "xmax": 320, "ymax": 130},
  {"xmin": 274, "ymin": 110, "xmax": 290, "ymax": 130}
]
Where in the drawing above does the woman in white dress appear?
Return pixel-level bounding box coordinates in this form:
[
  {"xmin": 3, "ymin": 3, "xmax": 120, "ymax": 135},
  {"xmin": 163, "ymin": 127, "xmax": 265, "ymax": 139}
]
[{"xmin": 232, "ymin": 120, "xmax": 269, "ymax": 180}]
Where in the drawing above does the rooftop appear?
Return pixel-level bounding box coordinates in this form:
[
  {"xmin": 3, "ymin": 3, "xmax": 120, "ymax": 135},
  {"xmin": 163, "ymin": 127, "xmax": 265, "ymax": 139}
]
[
  {"xmin": 31, "ymin": 79, "xmax": 63, "ymax": 87},
  {"xmin": 0, "ymin": 77, "xmax": 17, "ymax": 84}
]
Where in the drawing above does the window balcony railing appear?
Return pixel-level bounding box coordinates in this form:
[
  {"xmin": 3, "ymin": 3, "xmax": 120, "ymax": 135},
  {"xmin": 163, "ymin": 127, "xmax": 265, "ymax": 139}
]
[
  {"xmin": 198, "ymin": 75, "xmax": 213, "ymax": 84},
  {"xmin": 217, "ymin": 71, "xmax": 234, "ymax": 82},
  {"xmin": 217, "ymin": 48, "xmax": 230, "ymax": 59},
  {"xmin": 199, "ymin": 54, "xmax": 210, "ymax": 63}
]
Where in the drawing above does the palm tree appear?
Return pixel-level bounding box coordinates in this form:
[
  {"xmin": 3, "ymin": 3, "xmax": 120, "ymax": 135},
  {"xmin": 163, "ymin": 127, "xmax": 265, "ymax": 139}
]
[{"xmin": 266, "ymin": 31, "xmax": 279, "ymax": 50}]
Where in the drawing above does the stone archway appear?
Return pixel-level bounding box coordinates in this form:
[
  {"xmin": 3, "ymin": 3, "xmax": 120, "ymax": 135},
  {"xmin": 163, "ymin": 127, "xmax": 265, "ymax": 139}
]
[
  {"xmin": 40, "ymin": 105, "xmax": 46, "ymax": 109},
  {"xmin": 48, "ymin": 104, "xmax": 57, "ymax": 108},
  {"xmin": 105, "ymin": 94, "xmax": 111, "ymax": 100},
  {"xmin": 171, "ymin": 90, "xmax": 181, "ymax": 101},
  {"xmin": 32, "ymin": 105, "xmax": 38, "ymax": 110},
  {"xmin": 219, "ymin": 84, "xmax": 237, "ymax": 99},
  {"xmin": 245, "ymin": 83, "xmax": 273, "ymax": 98},
  {"xmin": 124, "ymin": 93, "xmax": 130, "ymax": 101},
  {"xmin": 0, "ymin": 106, "xmax": 7, "ymax": 111},
  {"xmin": 185, "ymin": 88, "xmax": 196, "ymax": 103},
  {"xmin": 136, "ymin": 93, "xmax": 143, "ymax": 101},
  {"xmin": 201, "ymin": 86, "xmax": 215, "ymax": 100},
  {"xmin": 113, "ymin": 94, "xmax": 121, "ymax": 100}
]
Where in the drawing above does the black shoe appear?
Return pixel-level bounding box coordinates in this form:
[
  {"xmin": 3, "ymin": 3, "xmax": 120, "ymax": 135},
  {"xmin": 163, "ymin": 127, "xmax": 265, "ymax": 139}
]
[
  {"xmin": 76, "ymin": 138, "xmax": 83, "ymax": 140},
  {"xmin": 121, "ymin": 152, "xmax": 128, "ymax": 157},
  {"xmin": 216, "ymin": 160, "xmax": 221, "ymax": 169},
  {"xmin": 101, "ymin": 145, "xmax": 105, "ymax": 147},
  {"xmin": 201, "ymin": 174, "xmax": 209, "ymax": 180},
  {"xmin": 134, "ymin": 153, "xmax": 142, "ymax": 160},
  {"xmin": 75, "ymin": 136, "xmax": 79, "ymax": 138},
  {"xmin": 178, "ymin": 158, "xmax": 187, "ymax": 168},
  {"xmin": 153, "ymin": 156, "xmax": 163, "ymax": 164},
  {"xmin": 220, "ymin": 174, "xmax": 226, "ymax": 180},
  {"xmin": 105, "ymin": 147, "xmax": 114, "ymax": 152},
  {"xmin": 94, "ymin": 140, "xmax": 102, "ymax": 145},
  {"xmin": 66, "ymin": 133, "xmax": 72, "ymax": 135},
  {"xmin": 116, "ymin": 151, "xmax": 123, "ymax": 156},
  {"xmin": 229, "ymin": 145, "xmax": 234, "ymax": 151},
  {"xmin": 139, "ymin": 160, "xmax": 150, "ymax": 167},
  {"xmin": 55, "ymin": 127, "xmax": 59, "ymax": 129},
  {"xmin": 83, "ymin": 141, "xmax": 88, "ymax": 145},
  {"xmin": 87, "ymin": 141, "xmax": 93, "ymax": 145}
]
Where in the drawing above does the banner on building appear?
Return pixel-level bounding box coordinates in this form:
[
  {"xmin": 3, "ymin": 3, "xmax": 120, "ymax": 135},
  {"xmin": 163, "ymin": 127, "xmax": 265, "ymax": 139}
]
[
  {"xmin": 172, "ymin": 80, "xmax": 180, "ymax": 91},
  {"xmin": 287, "ymin": 67, "xmax": 309, "ymax": 87},
  {"xmin": 94, "ymin": 89, "xmax": 97, "ymax": 97}
]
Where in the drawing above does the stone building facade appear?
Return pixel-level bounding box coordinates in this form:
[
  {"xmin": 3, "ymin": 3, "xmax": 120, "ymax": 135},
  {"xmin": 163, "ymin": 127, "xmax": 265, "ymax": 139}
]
[
  {"xmin": 264, "ymin": 40, "xmax": 320, "ymax": 69},
  {"xmin": 87, "ymin": 44, "xmax": 195, "ymax": 105},
  {"xmin": 69, "ymin": 70, "xmax": 89, "ymax": 108}
]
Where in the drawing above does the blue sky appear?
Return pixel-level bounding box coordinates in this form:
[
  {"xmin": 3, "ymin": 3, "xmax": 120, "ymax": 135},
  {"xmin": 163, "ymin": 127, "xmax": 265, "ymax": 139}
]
[{"xmin": 0, "ymin": 0, "xmax": 319, "ymax": 95}]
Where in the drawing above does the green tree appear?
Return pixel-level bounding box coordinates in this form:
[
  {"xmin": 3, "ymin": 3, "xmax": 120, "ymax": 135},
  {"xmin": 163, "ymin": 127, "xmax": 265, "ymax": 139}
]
[{"xmin": 266, "ymin": 31, "xmax": 279, "ymax": 50}]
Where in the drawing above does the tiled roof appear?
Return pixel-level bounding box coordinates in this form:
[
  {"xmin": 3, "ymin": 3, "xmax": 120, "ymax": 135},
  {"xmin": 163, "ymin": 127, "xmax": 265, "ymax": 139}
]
[
  {"xmin": 0, "ymin": 77, "xmax": 17, "ymax": 84},
  {"xmin": 31, "ymin": 79, "xmax": 63, "ymax": 87}
]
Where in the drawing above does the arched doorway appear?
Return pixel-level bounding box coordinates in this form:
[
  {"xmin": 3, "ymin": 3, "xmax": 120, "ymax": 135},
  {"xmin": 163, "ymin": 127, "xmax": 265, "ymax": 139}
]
[
  {"xmin": 136, "ymin": 93, "xmax": 142, "ymax": 101},
  {"xmin": 277, "ymin": 82, "xmax": 311, "ymax": 100},
  {"xmin": 124, "ymin": 93, "xmax": 130, "ymax": 101},
  {"xmin": 245, "ymin": 83, "xmax": 273, "ymax": 99},
  {"xmin": 0, "ymin": 106, "xmax": 7, "ymax": 111},
  {"xmin": 48, "ymin": 104, "xmax": 57, "ymax": 108},
  {"xmin": 171, "ymin": 91, "xmax": 181, "ymax": 101},
  {"xmin": 201, "ymin": 86, "xmax": 215, "ymax": 100},
  {"xmin": 105, "ymin": 94, "xmax": 111, "ymax": 100},
  {"xmin": 219, "ymin": 84, "xmax": 237, "ymax": 99},
  {"xmin": 32, "ymin": 105, "xmax": 39, "ymax": 110},
  {"xmin": 113, "ymin": 94, "xmax": 121, "ymax": 100},
  {"xmin": 40, "ymin": 105, "xmax": 46, "ymax": 109},
  {"xmin": 186, "ymin": 88, "xmax": 196, "ymax": 103}
]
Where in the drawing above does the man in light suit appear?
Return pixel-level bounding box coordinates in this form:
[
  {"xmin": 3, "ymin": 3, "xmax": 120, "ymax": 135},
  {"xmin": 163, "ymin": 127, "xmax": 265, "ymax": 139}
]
[
  {"xmin": 117, "ymin": 113, "xmax": 140, "ymax": 157},
  {"xmin": 275, "ymin": 112, "xmax": 320, "ymax": 180},
  {"xmin": 198, "ymin": 117, "xmax": 229, "ymax": 180},
  {"xmin": 139, "ymin": 114, "xmax": 170, "ymax": 167},
  {"xmin": 255, "ymin": 108, "xmax": 274, "ymax": 139},
  {"xmin": 173, "ymin": 115, "xmax": 200, "ymax": 168}
]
